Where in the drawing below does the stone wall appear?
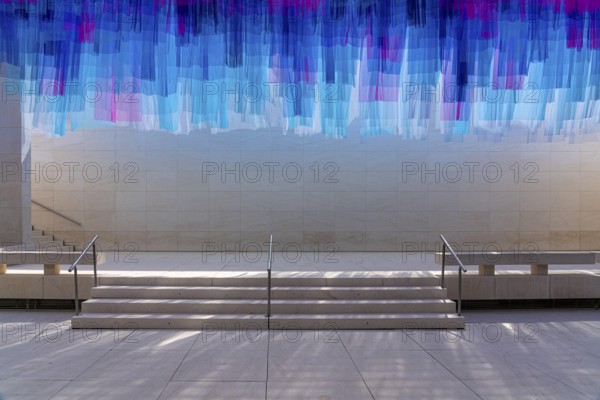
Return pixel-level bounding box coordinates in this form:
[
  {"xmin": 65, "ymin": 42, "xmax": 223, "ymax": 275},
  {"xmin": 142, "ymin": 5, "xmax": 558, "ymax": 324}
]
[{"xmin": 30, "ymin": 127, "xmax": 600, "ymax": 252}]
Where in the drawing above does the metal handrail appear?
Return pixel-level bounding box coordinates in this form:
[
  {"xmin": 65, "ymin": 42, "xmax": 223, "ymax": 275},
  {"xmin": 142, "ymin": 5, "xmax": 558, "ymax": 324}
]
[
  {"xmin": 32, "ymin": 200, "xmax": 82, "ymax": 227},
  {"xmin": 266, "ymin": 234, "xmax": 273, "ymax": 326},
  {"xmin": 68, "ymin": 235, "xmax": 99, "ymax": 315},
  {"xmin": 439, "ymin": 234, "xmax": 467, "ymax": 316}
]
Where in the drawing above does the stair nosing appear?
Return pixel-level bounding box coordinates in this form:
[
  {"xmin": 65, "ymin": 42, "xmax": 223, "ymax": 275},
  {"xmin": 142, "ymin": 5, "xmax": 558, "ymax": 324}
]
[
  {"xmin": 93, "ymin": 285, "xmax": 444, "ymax": 290},
  {"xmin": 73, "ymin": 312, "xmax": 464, "ymax": 319}
]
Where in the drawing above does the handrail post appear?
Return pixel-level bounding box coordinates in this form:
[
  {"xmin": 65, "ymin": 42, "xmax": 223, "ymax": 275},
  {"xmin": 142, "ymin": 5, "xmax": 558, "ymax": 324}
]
[
  {"xmin": 441, "ymin": 243, "xmax": 446, "ymax": 288},
  {"xmin": 68, "ymin": 235, "xmax": 99, "ymax": 316},
  {"xmin": 458, "ymin": 264, "xmax": 463, "ymax": 315},
  {"xmin": 92, "ymin": 243, "xmax": 98, "ymax": 287},
  {"xmin": 73, "ymin": 266, "xmax": 80, "ymax": 315},
  {"xmin": 266, "ymin": 234, "xmax": 273, "ymax": 327},
  {"xmin": 267, "ymin": 266, "xmax": 272, "ymax": 317},
  {"xmin": 440, "ymin": 234, "xmax": 466, "ymax": 318}
]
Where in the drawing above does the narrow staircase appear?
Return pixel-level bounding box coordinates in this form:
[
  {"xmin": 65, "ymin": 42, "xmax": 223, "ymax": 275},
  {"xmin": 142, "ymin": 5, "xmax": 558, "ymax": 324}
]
[
  {"xmin": 71, "ymin": 272, "xmax": 465, "ymax": 330},
  {"xmin": 30, "ymin": 227, "xmax": 75, "ymax": 251},
  {"xmin": 2, "ymin": 226, "xmax": 74, "ymax": 252}
]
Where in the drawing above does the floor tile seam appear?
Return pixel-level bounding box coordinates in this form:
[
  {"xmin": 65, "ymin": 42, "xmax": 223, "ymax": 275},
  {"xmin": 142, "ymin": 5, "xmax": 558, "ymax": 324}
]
[
  {"xmin": 43, "ymin": 379, "xmax": 74, "ymax": 400},
  {"xmin": 156, "ymin": 330, "xmax": 205, "ymax": 400},
  {"xmin": 337, "ymin": 331, "xmax": 377, "ymax": 400},
  {"xmin": 414, "ymin": 340, "xmax": 486, "ymax": 400},
  {"xmin": 459, "ymin": 375, "xmax": 595, "ymax": 400},
  {"xmin": 513, "ymin": 351, "xmax": 600, "ymax": 400},
  {"xmin": 62, "ymin": 344, "xmax": 117, "ymax": 383}
]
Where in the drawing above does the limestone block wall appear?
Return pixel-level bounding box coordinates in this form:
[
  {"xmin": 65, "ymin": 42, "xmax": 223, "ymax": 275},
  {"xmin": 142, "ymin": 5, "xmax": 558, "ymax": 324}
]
[{"xmin": 30, "ymin": 127, "xmax": 600, "ymax": 252}]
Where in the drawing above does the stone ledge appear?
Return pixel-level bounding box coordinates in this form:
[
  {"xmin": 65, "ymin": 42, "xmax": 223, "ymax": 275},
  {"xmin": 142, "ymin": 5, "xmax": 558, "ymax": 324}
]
[
  {"xmin": 0, "ymin": 273, "xmax": 94, "ymax": 300},
  {"xmin": 435, "ymin": 251, "xmax": 597, "ymax": 276},
  {"xmin": 0, "ymin": 251, "xmax": 106, "ymax": 275},
  {"xmin": 443, "ymin": 270, "xmax": 600, "ymax": 300}
]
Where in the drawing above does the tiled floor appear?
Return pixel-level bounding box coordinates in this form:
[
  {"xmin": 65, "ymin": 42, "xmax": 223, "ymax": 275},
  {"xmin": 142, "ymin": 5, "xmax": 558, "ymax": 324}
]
[
  {"xmin": 0, "ymin": 309, "xmax": 599, "ymax": 399},
  {"xmin": 3, "ymin": 251, "xmax": 600, "ymax": 398}
]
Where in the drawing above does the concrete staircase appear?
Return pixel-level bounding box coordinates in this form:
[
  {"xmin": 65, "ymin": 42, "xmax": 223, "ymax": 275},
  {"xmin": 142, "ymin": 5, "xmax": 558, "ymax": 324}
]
[
  {"xmin": 30, "ymin": 227, "xmax": 75, "ymax": 251},
  {"xmin": 2, "ymin": 227, "xmax": 74, "ymax": 252},
  {"xmin": 72, "ymin": 272, "xmax": 465, "ymax": 330}
]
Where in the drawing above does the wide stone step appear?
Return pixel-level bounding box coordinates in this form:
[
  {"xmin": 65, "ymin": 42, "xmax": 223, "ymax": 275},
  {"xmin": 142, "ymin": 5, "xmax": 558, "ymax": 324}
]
[
  {"xmin": 72, "ymin": 313, "xmax": 266, "ymax": 330},
  {"xmin": 91, "ymin": 286, "xmax": 448, "ymax": 300},
  {"xmin": 72, "ymin": 313, "xmax": 465, "ymax": 330},
  {"xmin": 271, "ymin": 313, "xmax": 465, "ymax": 329},
  {"xmin": 98, "ymin": 274, "xmax": 440, "ymax": 287},
  {"xmin": 81, "ymin": 298, "xmax": 457, "ymax": 314}
]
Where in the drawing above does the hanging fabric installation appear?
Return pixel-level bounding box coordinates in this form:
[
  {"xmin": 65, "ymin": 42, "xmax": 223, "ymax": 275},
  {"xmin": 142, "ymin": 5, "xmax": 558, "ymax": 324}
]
[{"xmin": 0, "ymin": 1, "xmax": 598, "ymax": 139}]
